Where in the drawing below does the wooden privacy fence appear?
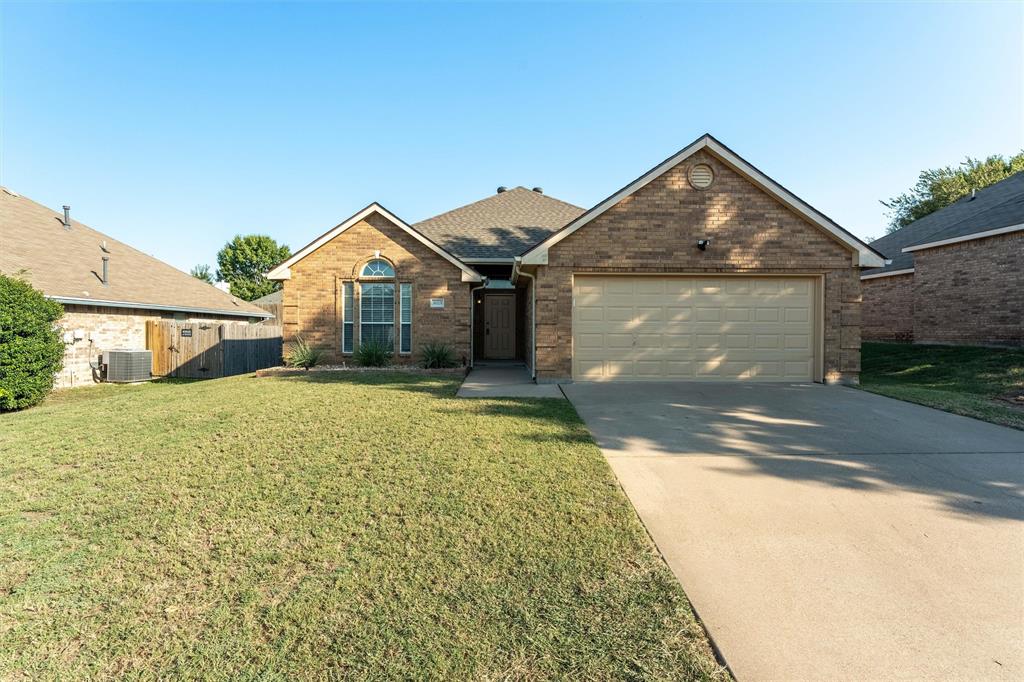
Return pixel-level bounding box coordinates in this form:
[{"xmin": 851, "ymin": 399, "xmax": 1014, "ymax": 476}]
[{"xmin": 146, "ymin": 321, "xmax": 283, "ymax": 379}]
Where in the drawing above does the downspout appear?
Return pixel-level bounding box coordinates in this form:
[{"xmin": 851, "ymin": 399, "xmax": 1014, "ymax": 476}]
[
  {"xmin": 468, "ymin": 278, "xmax": 488, "ymax": 368},
  {"xmin": 512, "ymin": 257, "xmax": 536, "ymax": 380}
]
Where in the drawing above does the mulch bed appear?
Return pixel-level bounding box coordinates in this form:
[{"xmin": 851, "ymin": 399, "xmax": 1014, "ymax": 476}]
[{"xmin": 255, "ymin": 365, "xmax": 468, "ymax": 378}]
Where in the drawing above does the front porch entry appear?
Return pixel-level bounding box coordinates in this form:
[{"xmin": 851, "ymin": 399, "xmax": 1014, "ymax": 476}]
[{"xmin": 472, "ymin": 280, "xmax": 528, "ymax": 363}]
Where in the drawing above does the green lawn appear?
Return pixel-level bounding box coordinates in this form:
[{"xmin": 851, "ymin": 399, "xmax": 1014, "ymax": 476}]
[
  {"xmin": 0, "ymin": 374, "xmax": 726, "ymax": 681},
  {"xmin": 860, "ymin": 342, "xmax": 1024, "ymax": 430}
]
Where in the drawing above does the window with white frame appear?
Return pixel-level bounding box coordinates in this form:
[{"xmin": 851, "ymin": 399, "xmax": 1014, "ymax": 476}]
[
  {"xmin": 341, "ymin": 281, "xmax": 354, "ymax": 353},
  {"xmin": 360, "ymin": 259, "xmax": 395, "ymax": 278},
  {"xmin": 360, "ymin": 282, "xmax": 395, "ymax": 349},
  {"xmin": 399, "ymin": 283, "xmax": 412, "ymax": 354}
]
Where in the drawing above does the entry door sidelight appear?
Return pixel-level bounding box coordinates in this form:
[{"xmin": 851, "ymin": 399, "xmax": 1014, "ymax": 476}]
[{"xmin": 484, "ymin": 294, "xmax": 516, "ymax": 359}]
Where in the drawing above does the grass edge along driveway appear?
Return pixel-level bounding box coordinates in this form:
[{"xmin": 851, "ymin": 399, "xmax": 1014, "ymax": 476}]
[
  {"xmin": 0, "ymin": 373, "xmax": 727, "ymax": 681},
  {"xmin": 860, "ymin": 342, "xmax": 1024, "ymax": 430}
]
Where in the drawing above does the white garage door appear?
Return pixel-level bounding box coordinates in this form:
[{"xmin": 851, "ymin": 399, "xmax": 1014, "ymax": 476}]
[{"xmin": 573, "ymin": 276, "xmax": 816, "ymax": 381}]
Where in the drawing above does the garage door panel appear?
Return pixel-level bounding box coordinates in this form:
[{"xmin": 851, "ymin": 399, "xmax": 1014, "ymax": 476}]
[{"xmin": 573, "ymin": 275, "xmax": 816, "ymax": 381}]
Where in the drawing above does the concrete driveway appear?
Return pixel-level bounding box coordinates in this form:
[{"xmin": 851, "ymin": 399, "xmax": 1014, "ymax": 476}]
[{"xmin": 563, "ymin": 382, "xmax": 1024, "ymax": 681}]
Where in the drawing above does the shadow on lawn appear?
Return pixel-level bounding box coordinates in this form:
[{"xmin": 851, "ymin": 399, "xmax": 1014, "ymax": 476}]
[{"xmin": 268, "ymin": 370, "xmax": 461, "ymax": 398}]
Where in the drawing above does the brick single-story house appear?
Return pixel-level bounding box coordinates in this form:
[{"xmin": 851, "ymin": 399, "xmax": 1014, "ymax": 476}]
[
  {"xmin": 0, "ymin": 188, "xmax": 272, "ymax": 388},
  {"xmin": 268, "ymin": 134, "xmax": 885, "ymax": 384},
  {"xmin": 862, "ymin": 171, "xmax": 1023, "ymax": 346}
]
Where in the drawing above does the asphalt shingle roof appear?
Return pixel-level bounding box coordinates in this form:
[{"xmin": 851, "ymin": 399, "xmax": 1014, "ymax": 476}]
[
  {"xmin": 864, "ymin": 171, "xmax": 1024, "ymax": 275},
  {"xmin": 414, "ymin": 186, "xmax": 584, "ymax": 259},
  {"xmin": 0, "ymin": 188, "xmax": 269, "ymax": 317}
]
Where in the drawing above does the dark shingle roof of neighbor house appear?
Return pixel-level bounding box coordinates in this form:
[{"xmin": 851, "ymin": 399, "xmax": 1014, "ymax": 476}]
[
  {"xmin": 863, "ymin": 170, "xmax": 1024, "ymax": 276},
  {"xmin": 414, "ymin": 186, "xmax": 585, "ymax": 259},
  {"xmin": 0, "ymin": 188, "xmax": 270, "ymax": 317}
]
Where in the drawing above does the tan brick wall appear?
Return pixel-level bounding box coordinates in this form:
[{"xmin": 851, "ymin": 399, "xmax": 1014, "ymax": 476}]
[
  {"xmin": 56, "ymin": 305, "xmax": 250, "ymax": 389},
  {"xmin": 533, "ymin": 150, "xmax": 863, "ymax": 383},
  {"xmin": 282, "ymin": 213, "xmax": 471, "ymax": 364},
  {"xmin": 912, "ymin": 231, "xmax": 1023, "ymax": 346},
  {"xmin": 862, "ymin": 273, "xmax": 914, "ymax": 342}
]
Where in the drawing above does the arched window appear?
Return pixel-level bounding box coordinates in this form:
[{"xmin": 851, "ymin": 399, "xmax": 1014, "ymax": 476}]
[
  {"xmin": 360, "ymin": 259, "xmax": 395, "ymax": 278},
  {"xmin": 347, "ymin": 257, "xmax": 410, "ymax": 356}
]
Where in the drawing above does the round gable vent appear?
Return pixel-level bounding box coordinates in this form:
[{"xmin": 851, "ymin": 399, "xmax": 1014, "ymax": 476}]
[{"xmin": 689, "ymin": 163, "xmax": 715, "ymax": 190}]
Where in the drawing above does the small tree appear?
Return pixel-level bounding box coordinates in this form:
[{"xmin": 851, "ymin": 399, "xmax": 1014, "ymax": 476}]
[
  {"xmin": 216, "ymin": 235, "xmax": 290, "ymax": 301},
  {"xmin": 0, "ymin": 274, "xmax": 65, "ymax": 411},
  {"xmin": 190, "ymin": 264, "xmax": 214, "ymax": 284},
  {"xmin": 882, "ymin": 152, "xmax": 1024, "ymax": 233}
]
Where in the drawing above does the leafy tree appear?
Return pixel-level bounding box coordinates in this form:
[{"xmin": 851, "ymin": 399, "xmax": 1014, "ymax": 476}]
[
  {"xmin": 882, "ymin": 152, "xmax": 1024, "ymax": 233},
  {"xmin": 190, "ymin": 264, "xmax": 214, "ymax": 284},
  {"xmin": 215, "ymin": 235, "xmax": 290, "ymax": 301},
  {"xmin": 0, "ymin": 274, "xmax": 65, "ymax": 411}
]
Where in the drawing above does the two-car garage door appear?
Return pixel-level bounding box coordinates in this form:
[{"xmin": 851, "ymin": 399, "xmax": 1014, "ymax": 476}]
[{"xmin": 573, "ymin": 276, "xmax": 817, "ymax": 381}]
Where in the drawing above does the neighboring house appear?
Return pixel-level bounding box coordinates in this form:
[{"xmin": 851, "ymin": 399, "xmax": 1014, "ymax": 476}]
[
  {"xmin": 251, "ymin": 289, "xmax": 282, "ymax": 322},
  {"xmin": 268, "ymin": 134, "xmax": 885, "ymax": 384},
  {"xmin": 0, "ymin": 188, "xmax": 272, "ymax": 388},
  {"xmin": 862, "ymin": 171, "xmax": 1023, "ymax": 346}
]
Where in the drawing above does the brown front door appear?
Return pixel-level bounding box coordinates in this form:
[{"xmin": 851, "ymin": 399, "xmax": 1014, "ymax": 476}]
[{"xmin": 484, "ymin": 294, "xmax": 515, "ymax": 359}]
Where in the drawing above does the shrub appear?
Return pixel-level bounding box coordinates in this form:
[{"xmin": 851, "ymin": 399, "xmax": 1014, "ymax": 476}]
[
  {"xmin": 354, "ymin": 339, "xmax": 392, "ymax": 367},
  {"xmin": 0, "ymin": 274, "xmax": 65, "ymax": 411},
  {"xmin": 284, "ymin": 336, "xmax": 323, "ymax": 370},
  {"xmin": 420, "ymin": 342, "xmax": 457, "ymax": 369}
]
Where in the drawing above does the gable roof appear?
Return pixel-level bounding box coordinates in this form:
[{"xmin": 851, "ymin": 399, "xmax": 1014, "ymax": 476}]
[
  {"xmin": 414, "ymin": 187, "xmax": 585, "ymax": 260},
  {"xmin": 520, "ymin": 134, "xmax": 886, "ymax": 268},
  {"xmin": 266, "ymin": 203, "xmax": 482, "ymax": 282},
  {"xmin": 862, "ymin": 170, "xmax": 1024, "ymax": 277},
  {"xmin": 0, "ymin": 188, "xmax": 270, "ymax": 318}
]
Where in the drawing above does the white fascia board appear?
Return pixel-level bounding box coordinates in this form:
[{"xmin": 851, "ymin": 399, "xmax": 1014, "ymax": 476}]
[
  {"xmin": 860, "ymin": 268, "xmax": 915, "ymax": 281},
  {"xmin": 462, "ymin": 257, "xmax": 514, "ymax": 263},
  {"xmin": 49, "ymin": 296, "xmax": 272, "ymax": 318},
  {"xmin": 521, "ymin": 135, "xmax": 886, "ymax": 268},
  {"xmin": 267, "ymin": 203, "xmax": 482, "ymax": 282},
  {"xmin": 901, "ymin": 223, "xmax": 1024, "ymax": 253}
]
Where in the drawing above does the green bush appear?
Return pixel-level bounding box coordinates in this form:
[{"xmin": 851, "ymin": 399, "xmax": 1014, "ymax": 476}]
[
  {"xmin": 284, "ymin": 336, "xmax": 323, "ymax": 370},
  {"xmin": 420, "ymin": 342, "xmax": 457, "ymax": 369},
  {"xmin": 354, "ymin": 339, "xmax": 392, "ymax": 367},
  {"xmin": 0, "ymin": 274, "xmax": 65, "ymax": 411}
]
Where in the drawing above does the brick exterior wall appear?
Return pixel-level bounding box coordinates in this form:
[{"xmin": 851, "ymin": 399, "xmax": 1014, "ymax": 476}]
[
  {"xmin": 532, "ymin": 150, "xmax": 863, "ymax": 384},
  {"xmin": 862, "ymin": 273, "xmax": 914, "ymax": 342},
  {"xmin": 56, "ymin": 305, "xmax": 250, "ymax": 389},
  {"xmin": 912, "ymin": 231, "xmax": 1023, "ymax": 346},
  {"xmin": 282, "ymin": 213, "xmax": 471, "ymax": 364}
]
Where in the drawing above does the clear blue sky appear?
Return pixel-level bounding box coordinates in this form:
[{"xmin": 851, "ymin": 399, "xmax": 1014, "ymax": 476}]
[{"xmin": 2, "ymin": 1, "xmax": 1021, "ymax": 273}]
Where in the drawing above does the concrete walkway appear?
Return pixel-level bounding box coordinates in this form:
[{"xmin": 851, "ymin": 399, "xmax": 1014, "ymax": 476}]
[
  {"xmin": 456, "ymin": 365, "xmax": 564, "ymax": 398},
  {"xmin": 564, "ymin": 381, "xmax": 1024, "ymax": 681}
]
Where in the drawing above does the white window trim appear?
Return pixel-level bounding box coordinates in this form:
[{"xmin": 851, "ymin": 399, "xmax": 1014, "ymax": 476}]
[
  {"xmin": 359, "ymin": 282, "xmax": 397, "ymax": 352},
  {"xmin": 901, "ymin": 223, "xmax": 1024, "ymax": 253},
  {"xmin": 341, "ymin": 281, "xmax": 354, "ymax": 354},
  {"xmin": 399, "ymin": 283, "xmax": 412, "ymax": 355},
  {"xmin": 860, "ymin": 268, "xmax": 915, "ymax": 281}
]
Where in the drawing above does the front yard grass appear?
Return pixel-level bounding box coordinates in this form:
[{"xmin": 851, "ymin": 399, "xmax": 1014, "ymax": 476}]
[
  {"xmin": 860, "ymin": 342, "xmax": 1024, "ymax": 430},
  {"xmin": 0, "ymin": 373, "xmax": 726, "ymax": 680}
]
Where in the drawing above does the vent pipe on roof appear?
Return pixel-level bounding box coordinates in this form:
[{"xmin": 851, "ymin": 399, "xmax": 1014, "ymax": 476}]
[
  {"xmin": 970, "ymin": 188, "xmax": 977, "ymax": 200},
  {"xmin": 101, "ymin": 256, "xmax": 110, "ymax": 286},
  {"xmin": 532, "ymin": 187, "xmax": 543, "ymax": 194},
  {"xmin": 63, "ymin": 206, "xmax": 71, "ymax": 230},
  {"xmin": 496, "ymin": 186, "xmax": 507, "ymax": 193}
]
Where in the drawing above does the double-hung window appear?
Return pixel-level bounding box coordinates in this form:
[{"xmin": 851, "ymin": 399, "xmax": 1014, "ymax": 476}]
[
  {"xmin": 341, "ymin": 282, "xmax": 354, "ymax": 353},
  {"xmin": 399, "ymin": 283, "xmax": 412, "ymax": 354},
  {"xmin": 360, "ymin": 282, "xmax": 395, "ymax": 349}
]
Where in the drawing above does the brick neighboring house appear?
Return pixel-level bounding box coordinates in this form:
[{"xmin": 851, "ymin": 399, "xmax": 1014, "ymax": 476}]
[
  {"xmin": 0, "ymin": 188, "xmax": 271, "ymax": 388},
  {"xmin": 269, "ymin": 134, "xmax": 885, "ymax": 384},
  {"xmin": 862, "ymin": 171, "xmax": 1024, "ymax": 347}
]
